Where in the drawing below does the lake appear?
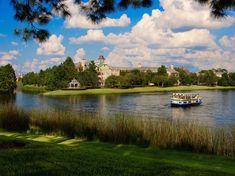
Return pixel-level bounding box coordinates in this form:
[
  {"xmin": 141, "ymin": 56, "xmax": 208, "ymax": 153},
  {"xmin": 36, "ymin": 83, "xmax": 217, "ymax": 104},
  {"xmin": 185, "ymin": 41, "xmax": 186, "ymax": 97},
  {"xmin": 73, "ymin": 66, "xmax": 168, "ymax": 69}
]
[{"xmin": 1, "ymin": 90, "xmax": 235, "ymax": 126}]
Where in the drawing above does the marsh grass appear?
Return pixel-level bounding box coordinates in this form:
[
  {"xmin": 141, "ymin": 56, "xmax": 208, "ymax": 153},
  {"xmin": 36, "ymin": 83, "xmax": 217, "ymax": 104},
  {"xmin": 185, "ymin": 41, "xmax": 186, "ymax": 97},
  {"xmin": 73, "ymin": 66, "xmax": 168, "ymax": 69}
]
[
  {"xmin": 0, "ymin": 104, "xmax": 29, "ymax": 132},
  {"xmin": 0, "ymin": 104, "xmax": 235, "ymax": 156}
]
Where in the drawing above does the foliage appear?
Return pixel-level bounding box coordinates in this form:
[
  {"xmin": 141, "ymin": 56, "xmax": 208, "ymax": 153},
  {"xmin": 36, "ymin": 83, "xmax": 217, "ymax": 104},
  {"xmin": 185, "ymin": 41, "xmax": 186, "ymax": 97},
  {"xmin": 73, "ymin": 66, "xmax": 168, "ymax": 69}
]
[
  {"xmin": 22, "ymin": 57, "xmax": 100, "ymax": 90},
  {"xmin": 218, "ymin": 73, "xmax": 230, "ymax": 86},
  {"xmin": 22, "ymin": 72, "xmax": 39, "ymax": 85},
  {"xmin": 0, "ymin": 64, "xmax": 17, "ymax": 94},
  {"xmin": 10, "ymin": 0, "xmax": 71, "ymax": 42},
  {"xmin": 157, "ymin": 65, "xmax": 168, "ymax": 76},
  {"xmin": 105, "ymin": 75, "xmax": 120, "ymax": 88},
  {"xmin": 198, "ymin": 70, "xmax": 218, "ymax": 86},
  {"xmin": 195, "ymin": 0, "xmax": 235, "ymax": 18},
  {"xmin": 78, "ymin": 61, "xmax": 99, "ymax": 87},
  {"xmin": 10, "ymin": 0, "xmax": 233, "ymax": 41}
]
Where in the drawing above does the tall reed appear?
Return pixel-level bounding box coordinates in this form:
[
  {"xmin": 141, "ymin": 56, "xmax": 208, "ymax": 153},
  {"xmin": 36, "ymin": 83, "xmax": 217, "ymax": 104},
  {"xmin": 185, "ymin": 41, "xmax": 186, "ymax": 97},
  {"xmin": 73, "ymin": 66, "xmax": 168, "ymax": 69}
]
[{"xmin": 0, "ymin": 104, "xmax": 235, "ymax": 156}]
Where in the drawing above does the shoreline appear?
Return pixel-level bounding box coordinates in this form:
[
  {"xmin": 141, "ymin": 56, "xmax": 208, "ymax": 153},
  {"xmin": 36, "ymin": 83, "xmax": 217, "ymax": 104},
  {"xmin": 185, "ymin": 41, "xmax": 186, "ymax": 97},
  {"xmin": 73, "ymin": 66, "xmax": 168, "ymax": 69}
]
[{"xmin": 43, "ymin": 85, "xmax": 235, "ymax": 96}]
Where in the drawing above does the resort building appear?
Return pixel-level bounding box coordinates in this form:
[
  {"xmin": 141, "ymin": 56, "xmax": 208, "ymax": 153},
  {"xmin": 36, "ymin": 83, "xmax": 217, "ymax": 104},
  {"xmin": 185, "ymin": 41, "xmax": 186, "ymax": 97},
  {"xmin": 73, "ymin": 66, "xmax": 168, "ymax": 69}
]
[
  {"xmin": 212, "ymin": 68, "xmax": 228, "ymax": 78},
  {"xmin": 95, "ymin": 56, "xmax": 120, "ymax": 86},
  {"xmin": 68, "ymin": 78, "xmax": 80, "ymax": 89},
  {"xmin": 167, "ymin": 65, "xmax": 179, "ymax": 77},
  {"xmin": 76, "ymin": 55, "xmax": 182, "ymax": 86}
]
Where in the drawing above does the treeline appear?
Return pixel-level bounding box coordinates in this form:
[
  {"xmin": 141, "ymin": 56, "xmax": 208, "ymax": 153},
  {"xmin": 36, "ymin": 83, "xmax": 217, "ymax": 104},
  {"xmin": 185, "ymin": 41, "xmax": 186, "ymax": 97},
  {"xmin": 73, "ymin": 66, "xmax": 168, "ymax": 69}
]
[
  {"xmin": 22, "ymin": 57, "xmax": 99, "ymax": 90},
  {"xmin": 22, "ymin": 57, "xmax": 235, "ymax": 90},
  {"xmin": 105, "ymin": 66, "xmax": 235, "ymax": 88},
  {"xmin": 0, "ymin": 64, "xmax": 16, "ymax": 94}
]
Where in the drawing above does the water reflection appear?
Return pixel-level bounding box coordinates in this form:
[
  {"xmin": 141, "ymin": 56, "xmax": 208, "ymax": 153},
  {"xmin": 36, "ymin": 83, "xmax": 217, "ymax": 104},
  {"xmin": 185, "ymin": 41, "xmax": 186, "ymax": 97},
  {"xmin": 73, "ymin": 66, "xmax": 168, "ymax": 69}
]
[{"xmin": 1, "ymin": 90, "xmax": 233, "ymax": 126}]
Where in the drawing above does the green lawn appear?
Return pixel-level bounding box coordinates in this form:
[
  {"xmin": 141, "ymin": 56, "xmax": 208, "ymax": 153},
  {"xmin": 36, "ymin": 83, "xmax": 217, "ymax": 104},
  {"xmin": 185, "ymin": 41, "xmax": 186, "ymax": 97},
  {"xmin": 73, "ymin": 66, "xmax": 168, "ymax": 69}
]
[
  {"xmin": 43, "ymin": 85, "xmax": 235, "ymax": 96},
  {"xmin": 0, "ymin": 131, "xmax": 235, "ymax": 176}
]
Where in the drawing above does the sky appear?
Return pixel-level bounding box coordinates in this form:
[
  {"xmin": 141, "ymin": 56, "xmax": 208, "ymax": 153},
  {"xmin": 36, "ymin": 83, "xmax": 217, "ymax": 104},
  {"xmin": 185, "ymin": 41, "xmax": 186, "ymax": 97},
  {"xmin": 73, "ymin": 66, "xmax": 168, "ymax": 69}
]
[{"xmin": 0, "ymin": 0, "xmax": 235, "ymax": 74}]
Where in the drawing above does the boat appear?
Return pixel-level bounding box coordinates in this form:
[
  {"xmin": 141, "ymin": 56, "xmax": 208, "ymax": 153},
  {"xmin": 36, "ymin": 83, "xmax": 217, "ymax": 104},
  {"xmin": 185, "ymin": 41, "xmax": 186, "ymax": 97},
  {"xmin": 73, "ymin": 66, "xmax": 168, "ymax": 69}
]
[{"xmin": 171, "ymin": 93, "xmax": 202, "ymax": 107}]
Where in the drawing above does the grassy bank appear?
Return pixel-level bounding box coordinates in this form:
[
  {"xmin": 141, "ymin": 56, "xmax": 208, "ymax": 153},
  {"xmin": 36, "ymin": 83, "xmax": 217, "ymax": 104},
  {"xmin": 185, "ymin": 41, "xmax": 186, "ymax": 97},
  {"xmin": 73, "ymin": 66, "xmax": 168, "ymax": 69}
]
[
  {"xmin": 0, "ymin": 131, "xmax": 235, "ymax": 176},
  {"xmin": 21, "ymin": 85, "xmax": 47, "ymax": 93},
  {"xmin": 0, "ymin": 104, "xmax": 235, "ymax": 156},
  {"xmin": 43, "ymin": 85, "xmax": 235, "ymax": 96}
]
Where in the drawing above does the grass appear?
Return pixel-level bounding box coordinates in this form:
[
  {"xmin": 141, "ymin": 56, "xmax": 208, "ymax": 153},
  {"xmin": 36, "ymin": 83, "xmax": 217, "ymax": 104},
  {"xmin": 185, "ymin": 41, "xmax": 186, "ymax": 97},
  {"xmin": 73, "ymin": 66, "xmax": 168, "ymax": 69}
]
[
  {"xmin": 43, "ymin": 85, "xmax": 235, "ymax": 96},
  {"xmin": 21, "ymin": 85, "xmax": 48, "ymax": 93},
  {"xmin": 1, "ymin": 104, "xmax": 235, "ymax": 156},
  {"xmin": 0, "ymin": 131, "xmax": 235, "ymax": 176},
  {"xmin": 17, "ymin": 81, "xmax": 47, "ymax": 93}
]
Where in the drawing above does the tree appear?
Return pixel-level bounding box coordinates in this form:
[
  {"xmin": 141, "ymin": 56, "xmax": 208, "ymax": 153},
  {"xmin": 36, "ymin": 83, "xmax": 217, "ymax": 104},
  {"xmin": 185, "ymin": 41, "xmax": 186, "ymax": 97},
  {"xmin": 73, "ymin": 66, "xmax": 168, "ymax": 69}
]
[
  {"xmin": 78, "ymin": 61, "xmax": 99, "ymax": 87},
  {"xmin": 10, "ymin": 0, "xmax": 233, "ymax": 42},
  {"xmin": 195, "ymin": 0, "xmax": 235, "ymax": 18},
  {"xmin": 218, "ymin": 73, "xmax": 230, "ymax": 86},
  {"xmin": 152, "ymin": 75, "xmax": 167, "ymax": 87},
  {"xmin": 166, "ymin": 76, "xmax": 178, "ymax": 87},
  {"xmin": 143, "ymin": 70, "xmax": 154, "ymax": 85},
  {"xmin": 189, "ymin": 73, "xmax": 198, "ymax": 85},
  {"xmin": 22, "ymin": 72, "xmax": 39, "ymax": 85},
  {"xmin": 198, "ymin": 70, "xmax": 218, "ymax": 86},
  {"xmin": 229, "ymin": 72, "xmax": 235, "ymax": 86},
  {"xmin": 0, "ymin": 64, "xmax": 17, "ymax": 94},
  {"xmin": 105, "ymin": 75, "xmax": 120, "ymax": 88},
  {"xmin": 157, "ymin": 65, "xmax": 167, "ymax": 76}
]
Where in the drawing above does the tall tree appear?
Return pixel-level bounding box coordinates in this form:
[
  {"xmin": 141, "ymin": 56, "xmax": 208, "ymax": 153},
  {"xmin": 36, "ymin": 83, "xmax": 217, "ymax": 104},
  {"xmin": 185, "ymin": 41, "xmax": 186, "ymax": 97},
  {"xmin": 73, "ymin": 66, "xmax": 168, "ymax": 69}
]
[
  {"xmin": 0, "ymin": 64, "xmax": 17, "ymax": 94},
  {"xmin": 157, "ymin": 65, "xmax": 167, "ymax": 76}
]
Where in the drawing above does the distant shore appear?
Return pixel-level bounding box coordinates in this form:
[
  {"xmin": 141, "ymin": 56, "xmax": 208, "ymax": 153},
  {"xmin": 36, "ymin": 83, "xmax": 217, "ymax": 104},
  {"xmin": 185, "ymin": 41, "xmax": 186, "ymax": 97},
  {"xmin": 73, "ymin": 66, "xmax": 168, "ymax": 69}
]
[{"xmin": 43, "ymin": 85, "xmax": 235, "ymax": 96}]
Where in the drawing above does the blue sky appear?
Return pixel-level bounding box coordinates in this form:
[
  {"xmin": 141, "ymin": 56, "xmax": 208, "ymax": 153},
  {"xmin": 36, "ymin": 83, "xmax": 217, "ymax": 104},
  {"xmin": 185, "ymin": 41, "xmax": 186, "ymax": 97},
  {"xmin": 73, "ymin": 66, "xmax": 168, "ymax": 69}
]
[{"xmin": 0, "ymin": 0, "xmax": 235, "ymax": 74}]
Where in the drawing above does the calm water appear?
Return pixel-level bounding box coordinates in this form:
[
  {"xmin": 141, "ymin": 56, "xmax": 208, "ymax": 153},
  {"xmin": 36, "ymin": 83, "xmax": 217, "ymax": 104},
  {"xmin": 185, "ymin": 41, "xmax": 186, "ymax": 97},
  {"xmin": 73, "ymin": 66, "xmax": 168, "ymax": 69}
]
[{"xmin": 1, "ymin": 90, "xmax": 235, "ymax": 126}]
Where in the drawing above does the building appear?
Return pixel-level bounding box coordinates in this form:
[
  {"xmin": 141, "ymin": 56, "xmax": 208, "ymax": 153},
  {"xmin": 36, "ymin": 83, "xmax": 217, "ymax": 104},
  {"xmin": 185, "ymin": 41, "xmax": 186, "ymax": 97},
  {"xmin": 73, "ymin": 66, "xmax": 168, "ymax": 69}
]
[
  {"xmin": 95, "ymin": 56, "xmax": 120, "ymax": 86},
  {"xmin": 68, "ymin": 78, "xmax": 80, "ymax": 89},
  {"xmin": 212, "ymin": 68, "xmax": 227, "ymax": 78},
  {"xmin": 167, "ymin": 65, "xmax": 179, "ymax": 77},
  {"xmin": 76, "ymin": 55, "xmax": 183, "ymax": 87}
]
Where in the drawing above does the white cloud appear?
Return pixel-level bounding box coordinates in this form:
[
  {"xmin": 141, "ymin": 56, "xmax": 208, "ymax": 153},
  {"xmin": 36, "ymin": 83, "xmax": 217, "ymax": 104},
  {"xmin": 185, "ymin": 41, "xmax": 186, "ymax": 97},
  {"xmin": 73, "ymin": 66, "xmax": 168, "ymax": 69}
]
[
  {"xmin": 37, "ymin": 34, "xmax": 65, "ymax": 55},
  {"xmin": 219, "ymin": 34, "xmax": 235, "ymax": 49},
  {"xmin": 39, "ymin": 57, "xmax": 64, "ymax": 70},
  {"xmin": 0, "ymin": 60, "xmax": 11, "ymax": 66},
  {"xmin": 147, "ymin": 0, "xmax": 235, "ymax": 30},
  {"xmin": 101, "ymin": 47, "xmax": 110, "ymax": 51},
  {"xmin": 23, "ymin": 59, "xmax": 39, "ymax": 72},
  {"xmin": 70, "ymin": 0, "xmax": 235, "ymax": 70},
  {"xmin": 11, "ymin": 41, "xmax": 18, "ymax": 46},
  {"xmin": 64, "ymin": 0, "xmax": 130, "ymax": 29},
  {"xmin": 74, "ymin": 48, "xmax": 86, "ymax": 63},
  {"xmin": 23, "ymin": 57, "xmax": 64, "ymax": 72},
  {"xmin": 0, "ymin": 50, "xmax": 19, "ymax": 60}
]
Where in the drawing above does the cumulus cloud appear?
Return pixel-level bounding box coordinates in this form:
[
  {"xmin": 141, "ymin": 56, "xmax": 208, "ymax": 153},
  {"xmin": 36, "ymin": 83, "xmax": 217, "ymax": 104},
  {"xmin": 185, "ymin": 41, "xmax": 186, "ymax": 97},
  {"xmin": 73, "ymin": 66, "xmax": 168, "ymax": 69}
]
[
  {"xmin": 101, "ymin": 47, "xmax": 110, "ymax": 51},
  {"xmin": 39, "ymin": 57, "xmax": 65, "ymax": 70},
  {"xmin": 11, "ymin": 41, "xmax": 18, "ymax": 46},
  {"xmin": 69, "ymin": 0, "xmax": 235, "ymax": 70},
  {"xmin": 147, "ymin": 0, "xmax": 235, "ymax": 30},
  {"xmin": 74, "ymin": 48, "xmax": 86, "ymax": 63},
  {"xmin": 0, "ymin": 50, "xmax": 19, "ymax": 60},
  {"xmin": 64, "ymin": 0, "xmax": 130, "ymax": 29},
  {"xmin": 219, "ymin": 34, "xmax": 235, "ymax": 49},
  {"xmin": 37, "ymin": 34, "xmax": 65, "ymax": 55},
  {"xmin": 23, "ymin": 57, "xmax": 64, "ymax": 72}
]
